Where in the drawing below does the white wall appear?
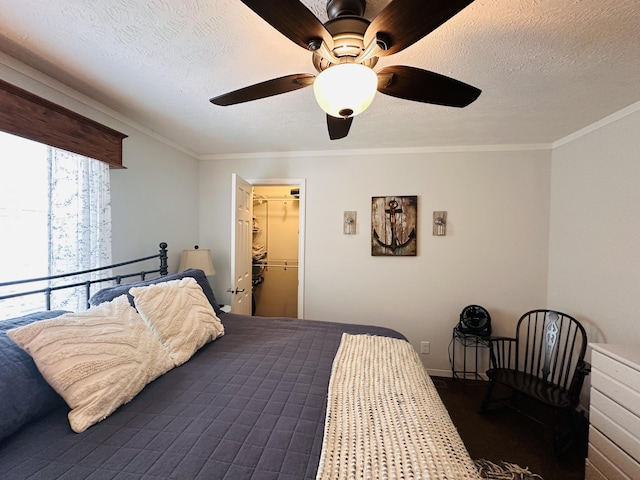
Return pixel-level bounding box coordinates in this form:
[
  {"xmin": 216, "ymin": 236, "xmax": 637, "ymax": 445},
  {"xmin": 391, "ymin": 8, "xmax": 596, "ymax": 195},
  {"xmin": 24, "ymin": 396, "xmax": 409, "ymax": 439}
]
[
  {"xmin": 109, "ymin": 133, "xmax": 200, "ymax": 272},
  {"xmin": 548, "ymin": 105, "xmax": 640, "ymax": 349},
  {"xmin": 1, "ymin": 54, "xmax": 200, "ymax": 272},
  {"xmin": 200, "ymin": 149, "xmax": 552, "ymax": 374}
]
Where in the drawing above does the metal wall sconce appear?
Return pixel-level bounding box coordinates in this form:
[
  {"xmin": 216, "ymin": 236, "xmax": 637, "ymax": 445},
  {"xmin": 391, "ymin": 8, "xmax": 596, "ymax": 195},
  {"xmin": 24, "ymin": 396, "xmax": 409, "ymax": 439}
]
[
  {"xmin": 344, "ymin": 211, "xmax": 357, "ymax": 235},
  {"xmin": 433, "ymin": 211, "xmax": 447, "ymax": 236}
]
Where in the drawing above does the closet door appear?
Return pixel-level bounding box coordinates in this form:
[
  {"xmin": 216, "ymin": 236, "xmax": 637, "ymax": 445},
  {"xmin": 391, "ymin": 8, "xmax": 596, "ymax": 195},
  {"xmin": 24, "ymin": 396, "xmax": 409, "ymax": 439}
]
[{"xmin": 230, "ymin": 174, "xmax": 252, "ymax": 315}]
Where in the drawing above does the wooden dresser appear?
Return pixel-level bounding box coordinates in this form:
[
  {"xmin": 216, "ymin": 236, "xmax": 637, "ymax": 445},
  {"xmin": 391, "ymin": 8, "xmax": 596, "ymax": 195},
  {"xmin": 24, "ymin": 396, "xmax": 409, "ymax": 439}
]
[{"xmin": 586, "ymin": 344, "xmax": 640, "ymax": 479}]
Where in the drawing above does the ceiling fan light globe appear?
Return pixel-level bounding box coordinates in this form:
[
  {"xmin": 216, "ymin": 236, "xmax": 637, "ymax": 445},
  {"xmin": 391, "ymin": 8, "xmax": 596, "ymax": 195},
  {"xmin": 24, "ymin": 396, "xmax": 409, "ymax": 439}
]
[{"xmin": 313, "ymin": 63, "xmax": 377, "ymax": 118}]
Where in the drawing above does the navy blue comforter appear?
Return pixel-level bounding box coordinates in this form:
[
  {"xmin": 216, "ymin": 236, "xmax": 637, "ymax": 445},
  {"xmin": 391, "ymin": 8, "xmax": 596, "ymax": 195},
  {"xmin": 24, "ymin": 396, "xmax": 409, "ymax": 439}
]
[{"xmin": 0, "ymin": 314, "xmax": 405, "ymax": 479}]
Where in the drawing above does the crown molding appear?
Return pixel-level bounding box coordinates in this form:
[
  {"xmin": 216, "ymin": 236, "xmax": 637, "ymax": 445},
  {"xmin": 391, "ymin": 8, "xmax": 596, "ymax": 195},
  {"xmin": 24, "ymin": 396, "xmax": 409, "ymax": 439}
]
[
  {"xmin": 552, "ymin": 100, "xmax": 640, "ymax": 149},
  {"xmin": 200, "ymin": 143, "xmax": 552, "ymax": 161}
]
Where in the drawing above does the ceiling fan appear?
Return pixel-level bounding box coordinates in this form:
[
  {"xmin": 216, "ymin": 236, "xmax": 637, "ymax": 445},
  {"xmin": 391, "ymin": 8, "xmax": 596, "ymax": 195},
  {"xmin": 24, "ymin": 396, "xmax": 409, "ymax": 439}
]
[{"xmin": 210, "ymin": 0, "xmax": 481, "ymax": 140}]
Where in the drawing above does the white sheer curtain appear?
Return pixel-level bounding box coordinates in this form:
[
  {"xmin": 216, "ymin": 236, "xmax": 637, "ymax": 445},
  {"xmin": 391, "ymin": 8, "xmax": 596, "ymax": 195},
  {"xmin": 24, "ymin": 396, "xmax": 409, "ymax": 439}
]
[
  {"xmin": 48, "ymin": 147, "xmax": 112, "ymax": 311},
  {"xmin": 0, "ymin": 132, "xmax": 112, "ymax": 316}
]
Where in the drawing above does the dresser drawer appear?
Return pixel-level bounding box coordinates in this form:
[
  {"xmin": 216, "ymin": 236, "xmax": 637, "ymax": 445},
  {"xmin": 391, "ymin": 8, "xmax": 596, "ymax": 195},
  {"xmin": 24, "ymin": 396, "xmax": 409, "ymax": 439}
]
[
  {"xmin": 585, "ymin": 459, "xmax": 609, "ymax": 480},
  {"xmin": 592, "ymin": 350, "xmax": 640, "ymax": 400},
  {"xmin": 590, "ymin": 389, "xmax": 640, "ymax": 460},
  {"xmin": 591, "ymin": 369, "xmax": 640, "ymax": 419},
  {"xmin": 588, "ymin": 345, "xmax": 640, "ymax": 479},
  {"xmin": 589, "ymin": 426, "xmax": 640, "ymax": 479}
]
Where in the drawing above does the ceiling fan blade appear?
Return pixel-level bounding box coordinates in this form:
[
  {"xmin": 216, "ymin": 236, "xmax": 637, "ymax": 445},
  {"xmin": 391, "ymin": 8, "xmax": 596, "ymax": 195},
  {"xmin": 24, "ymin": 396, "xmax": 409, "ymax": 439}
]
[
  {"xmin": 210, "ymin": 74, "xmax": 315, "ymax": 106},
  {"xmin": 327, "ymin": 115, "xmax": 353, "ymax": 140},
  {"xmin": 377, "ymin": 66, "xmax": 481, "ymax": 107},
  {"xmin": 365, "ymin": 0, "xmax": 474, "ymax": 56},
  {"xmin": 241, "ymin": 0, "xmax": 333, "ymax": 51}
]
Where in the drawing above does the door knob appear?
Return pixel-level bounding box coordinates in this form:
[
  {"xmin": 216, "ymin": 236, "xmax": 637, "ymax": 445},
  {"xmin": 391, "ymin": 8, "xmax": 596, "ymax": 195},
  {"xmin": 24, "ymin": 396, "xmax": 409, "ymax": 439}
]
[{"xmin": 226, "ymin": 288, "xmax": 246, "ymax": 294}]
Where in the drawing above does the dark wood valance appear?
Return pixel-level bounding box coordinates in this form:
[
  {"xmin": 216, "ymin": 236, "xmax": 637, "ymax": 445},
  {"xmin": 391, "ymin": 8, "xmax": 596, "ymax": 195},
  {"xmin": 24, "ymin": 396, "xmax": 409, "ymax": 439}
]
[{"xmin": 0, "ymin": 78, "xmax": 127, "ymax": 168}]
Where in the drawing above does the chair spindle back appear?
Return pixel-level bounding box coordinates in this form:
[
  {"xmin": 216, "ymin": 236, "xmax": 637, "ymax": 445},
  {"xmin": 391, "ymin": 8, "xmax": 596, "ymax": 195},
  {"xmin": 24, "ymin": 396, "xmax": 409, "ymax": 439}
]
[{"xmin": 515, "ymin": 310, "xmax": 587, "ymax": 391}]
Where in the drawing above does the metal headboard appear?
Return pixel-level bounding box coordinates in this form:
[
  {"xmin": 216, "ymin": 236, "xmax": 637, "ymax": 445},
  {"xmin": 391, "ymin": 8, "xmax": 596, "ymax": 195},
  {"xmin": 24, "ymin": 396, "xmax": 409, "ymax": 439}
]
[{"xmin": 0, "ymin": 242, "xmax": 168, "ymax": 311}]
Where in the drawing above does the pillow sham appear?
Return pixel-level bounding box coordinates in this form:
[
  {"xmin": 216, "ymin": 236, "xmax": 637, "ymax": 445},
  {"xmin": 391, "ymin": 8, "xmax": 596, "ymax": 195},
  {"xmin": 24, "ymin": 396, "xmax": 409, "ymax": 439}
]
[
  {"xmin": 130, "ymin": 277, "xmax": 225, "ymax": 366},
  {"xmin": 7, "ymin": 296, "xmax": 174, "ymax": 433},
  {"xmin": 89, "ymin": 268, "xmax": 224, "ymax": 316},
  {"xmin": 0, "ymin": 310, "xmax": 68, "ymax": 441}
]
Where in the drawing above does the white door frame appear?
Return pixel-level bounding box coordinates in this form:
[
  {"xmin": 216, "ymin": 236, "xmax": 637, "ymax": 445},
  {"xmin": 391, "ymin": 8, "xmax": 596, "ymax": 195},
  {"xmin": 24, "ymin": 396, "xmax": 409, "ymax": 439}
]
[{"xmin": 247, "ymin": 178, "xmax": 306, "ymax": 318}]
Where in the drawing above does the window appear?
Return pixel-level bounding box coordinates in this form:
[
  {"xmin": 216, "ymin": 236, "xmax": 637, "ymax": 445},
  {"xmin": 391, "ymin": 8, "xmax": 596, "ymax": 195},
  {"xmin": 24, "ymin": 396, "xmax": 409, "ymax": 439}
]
[
  {"xmin": 0, "ymin": 79, "xmax": 125, "ymax": 318},
  {"xmin": 0, "ymin": 132, "xmax": 112, "ymax": 317}
]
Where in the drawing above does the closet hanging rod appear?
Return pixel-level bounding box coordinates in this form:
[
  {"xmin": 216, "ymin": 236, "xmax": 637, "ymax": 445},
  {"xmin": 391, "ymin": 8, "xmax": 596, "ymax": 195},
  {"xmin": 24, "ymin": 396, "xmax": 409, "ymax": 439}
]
[
  {"xmin": 258, "ymin": 264, "xmax": 298, "ymax": 269},
  {"xmin": 253, "ymin": 196, "xmax": 299, "ymax": 202},
  {"xmin": 253, "ymin": 261, "xmax": 298, "ymax": 269}
]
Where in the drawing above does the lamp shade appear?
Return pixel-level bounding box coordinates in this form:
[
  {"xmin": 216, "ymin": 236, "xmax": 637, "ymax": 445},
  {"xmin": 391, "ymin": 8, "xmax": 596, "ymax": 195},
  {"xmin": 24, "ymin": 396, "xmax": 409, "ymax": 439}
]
[
  {"xmin": 179, "ymin": 248, "xmax": 216, "ymax": 275},
  {"xmin": 313, "ymin": 63, "xmax": 378, "ymax": 118}
]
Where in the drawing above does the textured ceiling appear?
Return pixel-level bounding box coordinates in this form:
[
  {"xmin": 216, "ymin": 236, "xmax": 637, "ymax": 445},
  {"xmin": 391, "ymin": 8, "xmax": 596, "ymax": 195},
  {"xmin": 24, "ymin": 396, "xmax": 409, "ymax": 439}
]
[{"xmin": 0, "ymin": 0, "xmax": 639, "ymax": 157}]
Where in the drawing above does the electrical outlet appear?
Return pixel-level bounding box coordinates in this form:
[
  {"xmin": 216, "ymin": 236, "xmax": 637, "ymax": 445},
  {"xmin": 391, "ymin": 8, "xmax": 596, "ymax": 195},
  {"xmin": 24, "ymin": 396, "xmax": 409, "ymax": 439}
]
[{"xmin": 420, "ymin": 341, "xmax": 430, "ymax": 354}]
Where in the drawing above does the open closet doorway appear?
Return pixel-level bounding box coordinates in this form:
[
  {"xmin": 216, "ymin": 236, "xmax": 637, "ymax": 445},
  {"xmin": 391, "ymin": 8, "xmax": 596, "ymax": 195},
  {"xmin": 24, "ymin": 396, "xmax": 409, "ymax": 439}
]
[{"xmin": 231, "ymin": 176, "xmax": 305, "ymax": 318}]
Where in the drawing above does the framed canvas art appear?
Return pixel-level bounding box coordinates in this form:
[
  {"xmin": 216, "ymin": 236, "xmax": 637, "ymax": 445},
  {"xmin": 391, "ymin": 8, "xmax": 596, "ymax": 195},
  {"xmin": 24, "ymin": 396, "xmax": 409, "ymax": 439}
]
[{"xmin": 371, "ymin": 195, "xmax": 417, "ymax": 256}]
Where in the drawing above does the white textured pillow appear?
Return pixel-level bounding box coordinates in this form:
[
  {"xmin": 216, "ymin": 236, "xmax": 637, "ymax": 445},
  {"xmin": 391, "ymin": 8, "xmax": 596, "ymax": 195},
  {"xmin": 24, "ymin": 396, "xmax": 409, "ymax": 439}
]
[
  {"xmin": 130, "ymin": 277, "xmax": 224, "ymax": 366},
  {"xmin": 7, "ymin": 295, "xmax": 174, "ymax": 433}
]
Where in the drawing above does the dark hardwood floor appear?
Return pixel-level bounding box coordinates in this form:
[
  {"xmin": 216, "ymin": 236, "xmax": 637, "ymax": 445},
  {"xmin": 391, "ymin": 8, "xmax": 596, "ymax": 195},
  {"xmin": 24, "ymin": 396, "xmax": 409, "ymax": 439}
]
[{"xmin": 434, "ymin": 376, "xmax": 588, "ymax": 480}]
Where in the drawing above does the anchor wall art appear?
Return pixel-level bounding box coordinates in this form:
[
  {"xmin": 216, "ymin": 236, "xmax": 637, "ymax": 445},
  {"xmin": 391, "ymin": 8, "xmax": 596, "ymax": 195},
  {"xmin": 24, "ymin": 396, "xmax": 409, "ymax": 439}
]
[{"xmin": 371, "ymin": 195, "xmax": 417, "ymax": 256}]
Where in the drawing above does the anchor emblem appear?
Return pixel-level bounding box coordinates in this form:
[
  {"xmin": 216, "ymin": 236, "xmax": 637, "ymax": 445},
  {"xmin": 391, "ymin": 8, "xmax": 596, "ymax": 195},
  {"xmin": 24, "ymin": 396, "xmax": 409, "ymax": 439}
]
[{"xmin": 373, "ymin": 199, "xmax": 416, "ymax": 252}]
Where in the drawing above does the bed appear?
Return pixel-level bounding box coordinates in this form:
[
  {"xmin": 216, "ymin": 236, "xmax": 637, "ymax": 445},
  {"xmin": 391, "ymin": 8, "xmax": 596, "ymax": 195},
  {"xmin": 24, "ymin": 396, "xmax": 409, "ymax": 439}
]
[{"xmin": 0, "ymin": 243, "xmax": 481, "ymax": 479}]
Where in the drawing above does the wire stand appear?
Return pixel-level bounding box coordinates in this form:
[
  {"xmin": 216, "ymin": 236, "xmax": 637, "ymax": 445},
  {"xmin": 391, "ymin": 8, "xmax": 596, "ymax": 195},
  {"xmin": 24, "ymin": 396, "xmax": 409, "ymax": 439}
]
[{"xmin": 450, "ymin": 328, "xmax": 491, "ymax": 381}]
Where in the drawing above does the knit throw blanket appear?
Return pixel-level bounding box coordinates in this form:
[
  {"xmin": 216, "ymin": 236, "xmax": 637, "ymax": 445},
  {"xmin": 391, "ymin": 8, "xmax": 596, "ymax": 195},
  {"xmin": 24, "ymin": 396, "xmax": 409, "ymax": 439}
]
[{"xmin": 317, "ymin": 333, "xmax": 481, "ymax": 480}]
